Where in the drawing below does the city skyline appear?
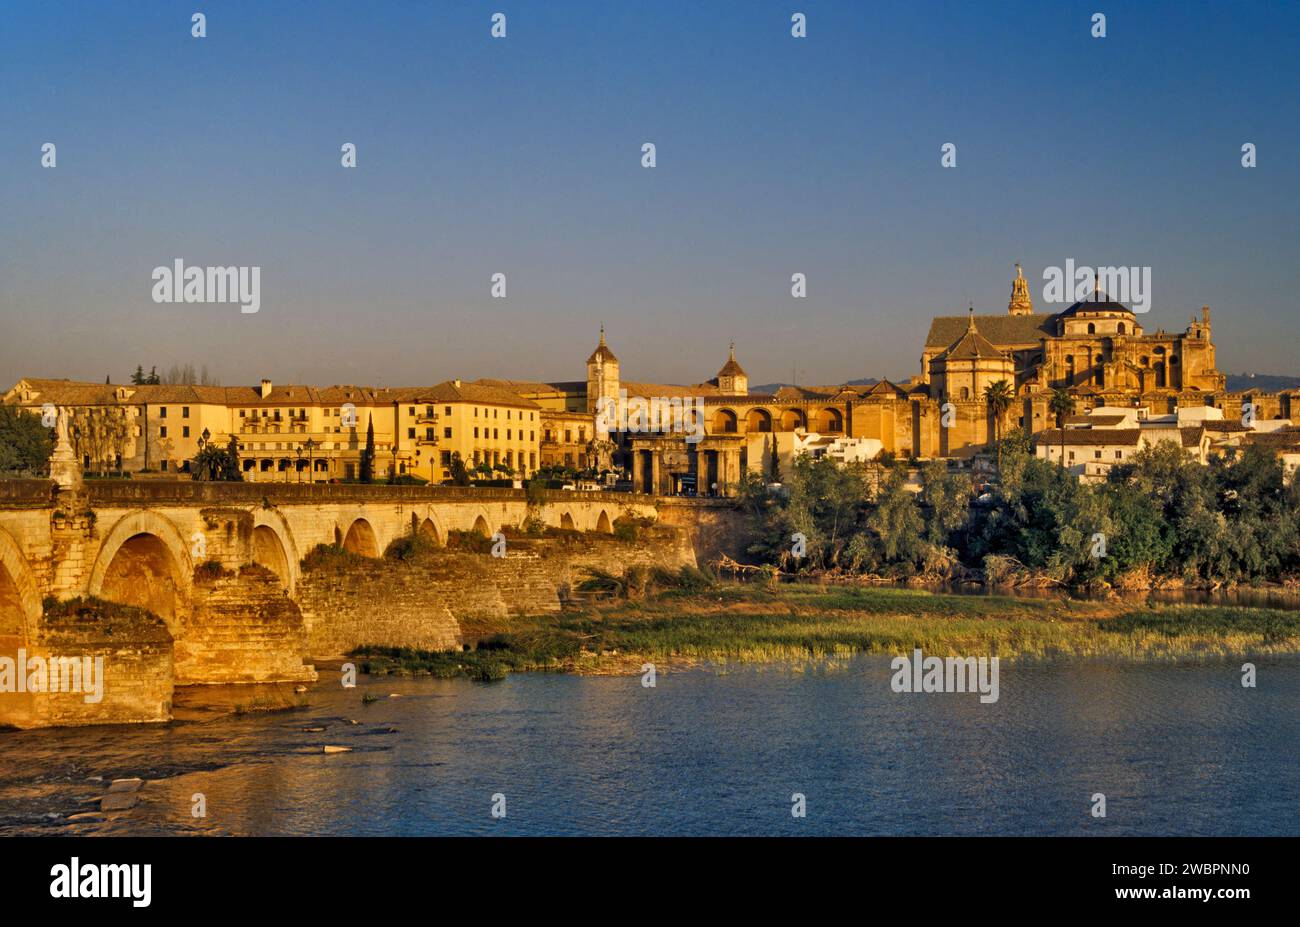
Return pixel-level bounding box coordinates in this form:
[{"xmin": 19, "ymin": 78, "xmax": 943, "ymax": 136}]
[{"xmin": 3, "ymin": 1, "xmax": 1299, "ymax": 388}]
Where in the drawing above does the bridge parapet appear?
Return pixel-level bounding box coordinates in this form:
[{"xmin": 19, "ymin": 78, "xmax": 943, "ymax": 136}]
[
  {"xmin": 83, "ymin": 480, "xmax": 651, "ymax": 508},
  {"xmin": 0, "ymin": 478, "xmax": 55, "ymax": 508}
]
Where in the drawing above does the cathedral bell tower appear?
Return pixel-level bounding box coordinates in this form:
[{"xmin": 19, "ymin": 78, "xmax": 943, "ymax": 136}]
[
  {"xmin": 586, "ymin": 324, "xmax": 620, "ymax": 414},
  {"xmin": 1008, "ymin": 263, "xmax": 1034, "ymax": 315}
]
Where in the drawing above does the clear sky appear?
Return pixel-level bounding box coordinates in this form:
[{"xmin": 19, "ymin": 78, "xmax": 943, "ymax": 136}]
[{"xmin": 2, "ymin": 0, "xmax": 1297, "ymax": 389}]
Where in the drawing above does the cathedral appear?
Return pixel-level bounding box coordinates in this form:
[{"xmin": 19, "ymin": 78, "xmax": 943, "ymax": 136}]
[
  {"xmin": 921, "ymin": 264, "xmax": 1224, "ymax": 402},
  {"xmin": 516, "ymin": 266, "xmax": 1276, "ymax": 494}
]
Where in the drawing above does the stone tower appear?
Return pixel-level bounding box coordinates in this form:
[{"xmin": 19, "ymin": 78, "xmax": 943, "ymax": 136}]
[
  {"xmin": 1008, "ymin": 263, "xmax": 1034, "ymax": 315},
  {"xmin": 586, "ymin": 324, "xmax": 620, "ymax": 414},
  {"xmin": 715, "ymin": 342, "xmax": 748, "ymax": 396}
]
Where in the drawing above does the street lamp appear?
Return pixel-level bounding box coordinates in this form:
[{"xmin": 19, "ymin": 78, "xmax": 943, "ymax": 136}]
[
  {"xmin": 295, "ymin": 447, "xmax": 303, "ymax": 483},
  {"xmin": 304, "ymin": 438, "xmax": 317, "ymax": 483}
]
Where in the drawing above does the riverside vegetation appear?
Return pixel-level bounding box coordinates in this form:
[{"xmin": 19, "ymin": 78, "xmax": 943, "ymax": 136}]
[
  {"xmin": 351, "ymin": 579, "xmax": 1300, "ymax": 682},
  {"xmin": 738, "ymin": 429, "xmax": 1300, "ymax": 590},
  {"xmin": 348, "ymin": 435, "xmax": 1300, "ymax": 682}
]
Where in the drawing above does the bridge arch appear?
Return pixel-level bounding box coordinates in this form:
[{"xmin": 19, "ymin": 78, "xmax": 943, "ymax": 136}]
[
  {"xmin": 595, "ymin": 510, "xmax": 612, "ymax": 534},
  {"xmin": 558, "ymin": 511, "xmax": 576, "ymax": 531},
  {"xmin": 251, "ymin": 508, "xmax": 299, "ymax": 594},
  {"xmin": 88, "ymin": 510, "xmax": 193, "ymax": 631},
  {"xmin": 341, "ymin": 518, "xmax": 379, "ymax": 558},
  {"xmin": 0, "ymin": 526, "xmax": 41, "ymax": 648},
  {"xmin": 417, "ymin": 507, "xmax": 448, "ymax": 546}
]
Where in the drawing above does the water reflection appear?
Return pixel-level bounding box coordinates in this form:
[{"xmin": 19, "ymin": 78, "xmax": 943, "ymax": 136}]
[{"xmin": 1, "ymin": 657, "xmax": 1296, "ymax": 836}]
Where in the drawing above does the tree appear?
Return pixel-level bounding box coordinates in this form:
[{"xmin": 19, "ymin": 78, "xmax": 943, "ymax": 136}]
[
  {"xmin": 868, "ymin": 465, "xmax": 925, "ymax": 565},
  {"xmin": 191, "ymin": 436, "xmax": 242, "ymax": 481},
  {"xmin": 768, "ymin": 434, "xmax": 781, "ymax": 482},
  {"xmin": 131, "ymin": 365, "xmax": 147, "ymax": 385},
  {"xmin": 449, "ymin": 452, "xmax": 471, "ymax": 486},
  {"xmin": 1048, "ymin": 387, "xmax": 1073, "ymax": 469},
  {"xmin": 918, "ymin": 458, "xmax": 972, "ymax": 546},
  {"xmin": 0, "ymin": 405, "xmax": 54, "ymax": 473},
  {"xmin": 69, "ymin": 407, "xmax": 131, "ymax": 475},
  {"xmin": 983, "ymin": 379, "xmax": 1015, "ymax": 474},
  {"xmin": 359, "ymin": 415, "xmax": 375, "ymax": 483}
]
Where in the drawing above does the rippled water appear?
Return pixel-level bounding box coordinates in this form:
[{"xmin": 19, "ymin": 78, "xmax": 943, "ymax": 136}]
[{"xmin": 2, "ymin": 656, "xmax": 1297, "ymax": 836}]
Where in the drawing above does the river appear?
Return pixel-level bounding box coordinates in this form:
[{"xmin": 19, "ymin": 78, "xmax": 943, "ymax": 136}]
[{"xmin": 2, "ymin": 654, "xmax": 1296, "ymax": 836}]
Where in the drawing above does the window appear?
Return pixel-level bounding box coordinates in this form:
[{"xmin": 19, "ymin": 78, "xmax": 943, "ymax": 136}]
[
  {"xmin": 183, "ymin": 426, "xmax": 190, "ymax": 438},
  {"xmin": 239, "ymin": 409, "xmax": 246, "ymax": 417},
  {"xmin": 182, "ymin": 407, "xmax": 190, "ymax": 418},
  {"xmin": 160, "ymin": 426, "xmax": 168, "ymax": 438},
  {"xmin": 493, "ymin": 428, "xmax": 498, "ymax": 439},
  {"xmin": 507, "ymin": 429, "xmax": 511, "ymax": 440},
  {"xmin": 159, "ymin": 407, "xmax": 167, "ymax": 418},
  {"xmin": 493, "ymin": 409, "xmax": 498, "ymax": 419},
  {"xmin": 474, "ymin": 427, "xmax": 479, "ymax": 438},
  {"xmin": 445, "ymin": 406, "xmax": 451, "ymax": 416},
  {"xmin": 1068, "ymin": 451, "xmax": 1075, "ymax": 461},
  {"xmin": 407, "ymin": 428, "xmax": 415, "ymax": 439},
  {"xmin": 425, "ymin": 428, "xmax": 434, "ymax": 441},
  {"xmin": 409, "ymin": 407, "xmax": 415, "ymax": 416},
  {"xmin": 1094, "ymin": 450, "xmax": 1102, "ymax": 459},
  {"xmin": 565, "ymin": 430, "xmax": 572, "ymax": 443},
  {"xmin": 506, "ymin": 410, "xmax": 511, "ymax": 420},
  {"xmin": 443, "ymin": 427, "xmax": 452, "ymax": 439},
  {"xmin": 440, "ymin": 451, "xmax": 451, "ymax": 465},
  {"xmin": 1115, "ymin": 451, "xmax": 1123, "ymax": 459}
]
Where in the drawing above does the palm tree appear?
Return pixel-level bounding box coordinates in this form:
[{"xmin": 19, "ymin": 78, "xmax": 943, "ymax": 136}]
[
  {"xmin": 983, "ymin": 379, "xmax": 1014, "ymax": 475},
  {"xmin": 1048, "ymin": 387, "xmax": 1073, "ymax": 469}
]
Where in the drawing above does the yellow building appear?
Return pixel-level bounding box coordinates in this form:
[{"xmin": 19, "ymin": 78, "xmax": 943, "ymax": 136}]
[
  {"xmin": 402, "ymin": 380, "xmax": 541, "ymax": 483},
  {"xmin": 2, "ymin": 377, "xmax": 543, "ymax": 484}
]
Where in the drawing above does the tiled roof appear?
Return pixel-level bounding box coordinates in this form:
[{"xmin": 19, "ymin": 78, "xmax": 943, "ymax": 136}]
[
  {"xmin": 1036, "ymin": 428, "xmax": 1142, "ymax": 447},
  {"xmin": 925, "ymin": 313, "xmax": 1056, "ymax": 349},
  {"xmin": 418, "ymin": 380, "xmax": 540, "ymax": 408}
]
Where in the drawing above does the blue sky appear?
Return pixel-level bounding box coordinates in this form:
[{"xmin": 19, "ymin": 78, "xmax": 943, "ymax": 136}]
[{"xmin": 2, "ymin": 0, "xmax": 1297, "ymax": 388}]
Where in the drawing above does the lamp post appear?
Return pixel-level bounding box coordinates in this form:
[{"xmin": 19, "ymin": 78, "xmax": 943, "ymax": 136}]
[
  {"xmin": 304, "ymin": 438, "xmax": 317, "ymax": 484},
  {"xmin": 197, "ymin": 428, "xmax": 213, "ymax": 479},
  {"xmin": 295, "ymin": 447, "xmax": 303, "ymax": 483}
]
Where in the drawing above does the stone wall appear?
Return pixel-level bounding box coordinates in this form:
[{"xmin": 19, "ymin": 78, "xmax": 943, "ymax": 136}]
[
  {"xmin": 18, "ymin": 603, "xmax": 173, "ymax": 729},
  {"xmin": 296, "ymin": 528, "xmax": 695, "ymax": 658},
  {"xmin": 180, "ymin": 568, "xmax": 317, "ymax": 685},
  {"xmin": 653, "ymin": 498, "xmax": 749, "ymax": 565}
]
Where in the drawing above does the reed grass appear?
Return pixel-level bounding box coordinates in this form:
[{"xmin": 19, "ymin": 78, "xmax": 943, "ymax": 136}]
[{"xmin": 352, "ymin": 584, "xmax": 1300, "ymax": 680}]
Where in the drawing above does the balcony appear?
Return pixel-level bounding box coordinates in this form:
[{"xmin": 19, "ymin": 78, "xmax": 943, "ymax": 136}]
[{"xmin": 415, "ymin": 412, "xmax": 440, "ymax": 425}]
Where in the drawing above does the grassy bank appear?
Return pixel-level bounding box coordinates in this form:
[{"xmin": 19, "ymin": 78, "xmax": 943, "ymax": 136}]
[{"xmin": 350, "ymin": 583, "xmax": 1300, "ymax": 680}]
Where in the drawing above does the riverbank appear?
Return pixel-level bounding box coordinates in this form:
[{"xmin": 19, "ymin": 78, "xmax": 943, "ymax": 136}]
[{"xmin": 350, "ymin": 582, "xmax": 1300, "ymax": 680}]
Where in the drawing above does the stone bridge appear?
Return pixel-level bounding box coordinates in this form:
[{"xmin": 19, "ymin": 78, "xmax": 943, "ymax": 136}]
[{"xmin": 0, "ymin": 479, "xmax": 685, "ymax": 729}]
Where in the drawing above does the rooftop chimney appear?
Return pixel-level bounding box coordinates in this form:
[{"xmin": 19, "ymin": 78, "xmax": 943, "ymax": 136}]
[{"xmin": 260, "ymin": 378, "xmax": 272, "ymax": 399}]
